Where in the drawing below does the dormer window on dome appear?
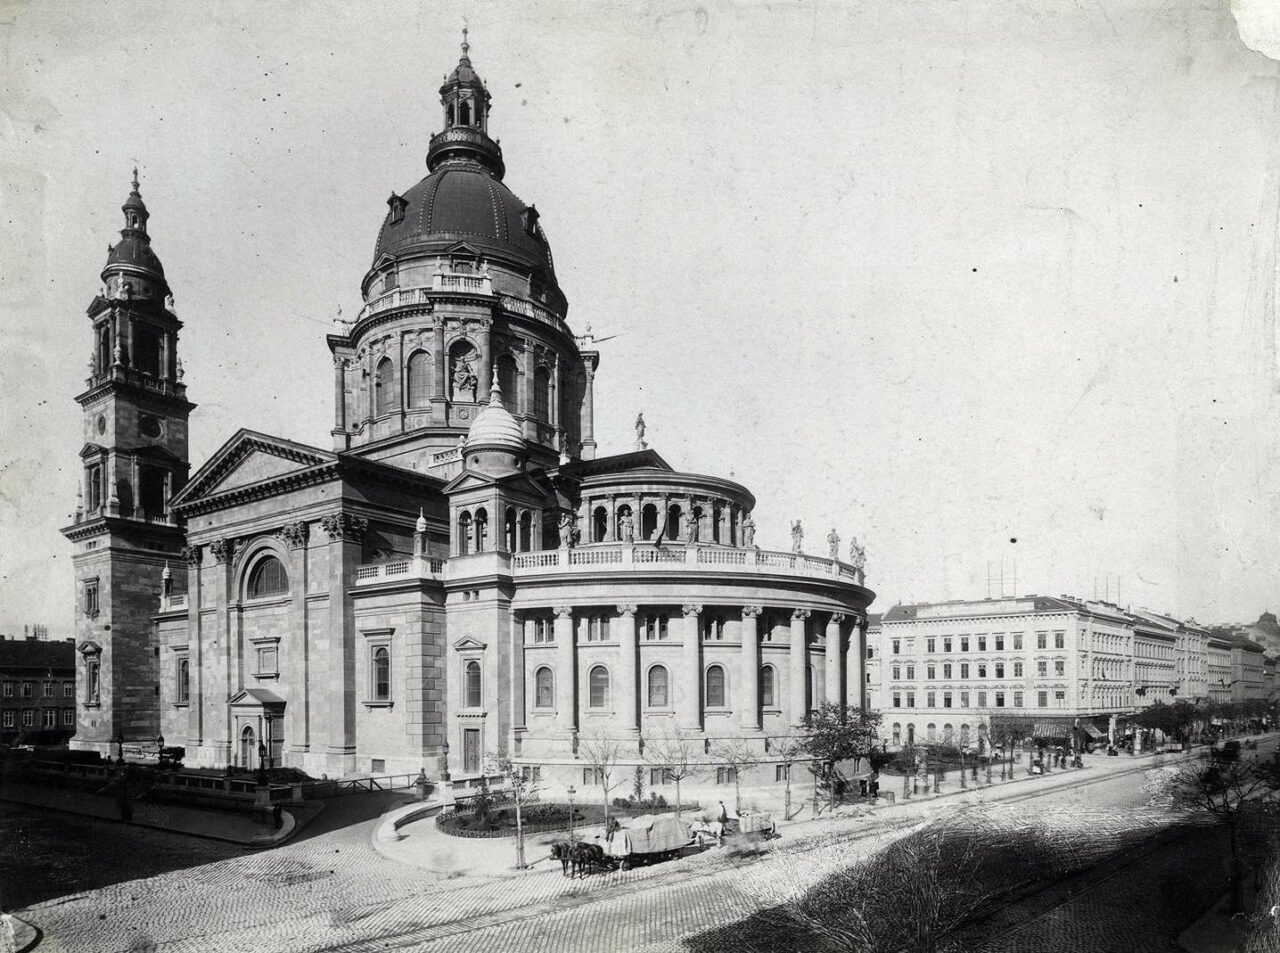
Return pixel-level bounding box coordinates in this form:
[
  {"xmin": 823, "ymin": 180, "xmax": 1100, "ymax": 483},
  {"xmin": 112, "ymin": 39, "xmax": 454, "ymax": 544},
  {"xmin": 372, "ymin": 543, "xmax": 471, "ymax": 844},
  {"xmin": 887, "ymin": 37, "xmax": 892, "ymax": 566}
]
[
  {"xmin": 387, "ymin": 193, "xmax": 407, "ymax": 225},
  {"xmin": 521, "ymin": 205, "xmax": 539, "ymax": 236}
]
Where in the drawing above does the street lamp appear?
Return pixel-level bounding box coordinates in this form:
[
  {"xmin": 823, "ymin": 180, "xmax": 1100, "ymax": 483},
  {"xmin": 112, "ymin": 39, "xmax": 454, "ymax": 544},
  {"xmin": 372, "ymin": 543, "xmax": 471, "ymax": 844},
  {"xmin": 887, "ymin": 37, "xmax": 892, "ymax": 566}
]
[
  {"xmin": 566, "ymin": 784, "xmax": 577, "ymax": 843},
  {"xmin": 113, "ymin": 730, "xmax": 125, "ymax": 765},
  {"xmin": 156, "ymin": 733, "xmax": 165, "ymax": 770},
  {"xmin": 257, "ymin": 740, "xmax": 268, "ymax": 785}
]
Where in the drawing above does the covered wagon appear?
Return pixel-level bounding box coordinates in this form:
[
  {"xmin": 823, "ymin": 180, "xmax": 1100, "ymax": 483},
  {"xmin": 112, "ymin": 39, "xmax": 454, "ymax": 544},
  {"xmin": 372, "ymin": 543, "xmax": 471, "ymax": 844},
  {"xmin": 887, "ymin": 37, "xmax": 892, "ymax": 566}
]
[{"xmin": 602, "ymin": 814, "xmax": 703, "ymax": 869}]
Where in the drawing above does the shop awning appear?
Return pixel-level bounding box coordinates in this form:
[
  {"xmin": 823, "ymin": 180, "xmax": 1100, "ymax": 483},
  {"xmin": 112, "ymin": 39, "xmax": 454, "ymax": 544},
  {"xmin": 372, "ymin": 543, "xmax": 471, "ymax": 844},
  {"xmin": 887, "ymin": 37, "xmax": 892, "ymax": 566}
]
[{"xmin": 1082, "ymin": 724, "xmax": 1105, "ymax": 739}]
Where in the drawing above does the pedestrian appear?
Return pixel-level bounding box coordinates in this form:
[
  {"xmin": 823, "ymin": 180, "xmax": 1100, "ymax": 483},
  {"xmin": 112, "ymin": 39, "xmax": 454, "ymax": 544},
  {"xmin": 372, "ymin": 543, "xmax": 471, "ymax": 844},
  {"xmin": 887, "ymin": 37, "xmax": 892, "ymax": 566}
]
[{"xmin": 717, "ymin": 800, "xmax": 729, "ymax": 824}]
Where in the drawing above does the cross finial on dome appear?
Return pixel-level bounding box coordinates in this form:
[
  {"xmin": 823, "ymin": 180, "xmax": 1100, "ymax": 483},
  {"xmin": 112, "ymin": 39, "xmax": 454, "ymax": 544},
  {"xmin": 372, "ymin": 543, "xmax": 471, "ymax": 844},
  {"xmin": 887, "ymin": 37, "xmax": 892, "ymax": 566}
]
[
  {"xmin": 461, "ymin": 24, "xmax": 469, "ymax": 57},
  {"xmin": 131, "ymin": 166, "xmax": 139, "ymax": 192}
]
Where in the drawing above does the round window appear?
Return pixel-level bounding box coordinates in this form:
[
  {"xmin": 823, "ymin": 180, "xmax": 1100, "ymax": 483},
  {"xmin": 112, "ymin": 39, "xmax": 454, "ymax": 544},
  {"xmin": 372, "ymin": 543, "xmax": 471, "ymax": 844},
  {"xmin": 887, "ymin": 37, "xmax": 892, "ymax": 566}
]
[
  {"xmin": 96, "ymin": 415, "xmax": 106, "ymax": 435},
  {"xmin": 139, "ymin": 416, "xmax": 162, "ymax": 438}
]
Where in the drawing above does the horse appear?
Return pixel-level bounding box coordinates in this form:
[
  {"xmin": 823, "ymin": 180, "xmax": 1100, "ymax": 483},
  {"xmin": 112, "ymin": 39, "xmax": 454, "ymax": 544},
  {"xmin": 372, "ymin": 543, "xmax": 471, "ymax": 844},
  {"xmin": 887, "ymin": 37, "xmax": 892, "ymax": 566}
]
[
  {"xmin": 549, "ymin": 840, "xmax": 574, "ymax": 877},
  {"xmin": 570, "ymin": 841, "xmax": 608, "ymax": 877}
]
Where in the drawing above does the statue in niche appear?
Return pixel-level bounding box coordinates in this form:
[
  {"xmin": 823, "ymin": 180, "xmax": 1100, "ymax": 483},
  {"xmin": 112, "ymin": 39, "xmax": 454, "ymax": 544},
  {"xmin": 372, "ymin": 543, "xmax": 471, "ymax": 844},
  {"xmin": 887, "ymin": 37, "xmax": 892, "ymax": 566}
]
[
  {"xmin": 685, "ymin": 510, "xmax": 699, "ymax": 545},
  {"xmin": 634, "ymin": 412, "xmax": 647, "ymax": 451},
  {"xmin": 741, "ymin": 512, "xmax": 756, "ymax": 549},
  {"xmin": 558, "ymin": 512, "xmax": 577, "ymax": 549},
  {"xmin": 849, "ymin": 537, "xmax": 867, "ymax": 583},
  {"xmin": 827, "ymin": 527, "xmax": 840, "ymax": 560},
  {"xmin": 619, "ymin": 511, "xmax": 635, "ymax": 543},
  {"xmin": 791, "ymin": 519, "xmax": 804, "ymax": 554},
  {"xmin": 451, "ymin": 353, "xmax": 478, "ymax": 402}
]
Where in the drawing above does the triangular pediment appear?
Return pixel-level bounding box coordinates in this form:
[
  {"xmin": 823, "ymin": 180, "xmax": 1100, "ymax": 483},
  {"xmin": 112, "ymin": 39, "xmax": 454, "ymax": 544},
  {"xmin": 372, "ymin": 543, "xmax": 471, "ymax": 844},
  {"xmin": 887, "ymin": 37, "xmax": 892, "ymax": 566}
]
[
  {"xmin": 452, "ymin": 636, "xmax": 488, "ymax": 651},
  {"xmin": 442, "ymin": 468, "xmax": 548, "ymax": 501},
  {"xmin": 77, "ymin": 640, "xmax": 102, "ymax": 656},
  {"xmin": 171, "ymin": 429, "xmax": 336, "ymax": 508},
  {"xmin": 442, "ymin": 469, "xmax": 501, "ymax": 494},
  {"xmin": 228, "ymin": 687, "xmax": 286, "ymax": 707},
  {"xmin": 79, "ymin": 443, "xmax": 108, "ymax": 459}
]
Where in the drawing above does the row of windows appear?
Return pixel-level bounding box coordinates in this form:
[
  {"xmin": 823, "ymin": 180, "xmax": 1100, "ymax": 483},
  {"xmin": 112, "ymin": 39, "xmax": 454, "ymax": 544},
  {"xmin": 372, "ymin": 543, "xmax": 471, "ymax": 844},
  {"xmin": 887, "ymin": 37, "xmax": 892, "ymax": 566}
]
[
  {"xmin": 1, "ymin": 708, "xmax": 75, "ymax": 728},
  {"xmin": 2, "ymin": 681, "xmax": 75, "ymax": 698},
  {"xmin": 892, "ymin": 632, "xmax": 1067, "ymax": 655},
  {"xmin": 531, "ymin": 663, "xmax": 790, "ymax": 710},
  {"xmin": 890, "ymin": 660, "xmax": 1066, "ymax": 680},
  {"xmin": 892, "ymin": 689, "xmax": 1067, "ymax": 709},
  {"xmin": 891, "ymin": 722, "xmax": 973, "ymax": 746},
  {"xmin": 372, "ymin": 354, "xmax": 557, "ymax": 420},
  {"xmin": 527, "ymin": 612, "xmax": 829, "ymax": 644}
]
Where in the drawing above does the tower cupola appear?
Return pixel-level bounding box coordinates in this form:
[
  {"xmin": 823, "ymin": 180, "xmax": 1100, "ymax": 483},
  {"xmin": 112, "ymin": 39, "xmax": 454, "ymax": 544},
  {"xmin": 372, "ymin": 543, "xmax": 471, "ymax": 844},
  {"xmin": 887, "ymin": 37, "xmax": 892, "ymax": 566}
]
[
  {"xmin": 427, "ymin": 28, "xmax": 505, "ymax": 178},
  {"xmin": 463, "ymin": 368, "xmax": 525, "ymax": 475},
  {"xmin": 101, "ymin": 168, "xmax": 169, "ymax": 303}
]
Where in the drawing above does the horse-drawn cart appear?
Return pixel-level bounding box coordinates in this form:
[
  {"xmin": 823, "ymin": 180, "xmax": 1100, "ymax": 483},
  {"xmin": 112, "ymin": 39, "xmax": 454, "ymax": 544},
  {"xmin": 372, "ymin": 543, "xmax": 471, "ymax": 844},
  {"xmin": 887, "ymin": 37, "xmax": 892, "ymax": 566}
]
[{"xmin": 603, "ymin": 814, "xmax": 706, "ymax": 870}]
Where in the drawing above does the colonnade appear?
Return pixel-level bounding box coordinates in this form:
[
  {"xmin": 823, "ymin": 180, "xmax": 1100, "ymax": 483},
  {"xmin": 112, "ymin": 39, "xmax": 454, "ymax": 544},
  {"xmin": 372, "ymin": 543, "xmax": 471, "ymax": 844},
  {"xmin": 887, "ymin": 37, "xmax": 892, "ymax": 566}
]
[{"xmin": 510, "ymin": 604, "xmax": 866, "ymax": 736}]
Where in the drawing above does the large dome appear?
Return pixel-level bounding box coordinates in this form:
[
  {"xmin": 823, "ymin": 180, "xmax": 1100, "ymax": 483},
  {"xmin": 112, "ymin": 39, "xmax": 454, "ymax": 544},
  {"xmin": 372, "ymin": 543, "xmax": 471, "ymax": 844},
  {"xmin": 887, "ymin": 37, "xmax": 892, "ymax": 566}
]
[{"xmin": 371, "ymin": 167, "xmax": 556, "ymax": 280}]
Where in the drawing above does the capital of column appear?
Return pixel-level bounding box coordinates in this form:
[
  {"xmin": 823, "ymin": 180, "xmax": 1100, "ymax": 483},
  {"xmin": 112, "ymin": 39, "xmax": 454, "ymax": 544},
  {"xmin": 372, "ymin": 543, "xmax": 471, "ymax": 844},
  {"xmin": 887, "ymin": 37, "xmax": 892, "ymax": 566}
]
[
  {"xmin": 616, "ymin": 604, "xmax": 637, "ymax": 617},
  {"xmin": 741, "ymin": 605, "xmax": 762, "ymax": 618},
  {"xmin": 682, "ymin": 603, "xmax": 703, "ymax": 617},
  {"xmin": 830, "ymin": 612, "xmax": 847, "ymax": 625},
  {"xmin": 553, "ymin": 606, "xmax": 574, "ymax": 619},
  {"xmin": 792, "ymin": 608, "xmax": 811, "ymax": 621}
]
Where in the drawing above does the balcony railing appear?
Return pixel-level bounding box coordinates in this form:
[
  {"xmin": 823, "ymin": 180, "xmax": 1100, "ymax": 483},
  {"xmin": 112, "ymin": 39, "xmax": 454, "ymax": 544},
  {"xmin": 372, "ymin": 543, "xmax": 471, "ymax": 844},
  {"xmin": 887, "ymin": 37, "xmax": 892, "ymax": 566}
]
[
  {"xmin": 353, "ymin": 557, "xmax": 445, "ymax": 586},
  {"xmin": 432, "ymin": 273, "xmax": 492, "ymax": 295},
  {"xmin": 512, "ymin": 544, "xmax": 865, "ymax": 583},
  {"xmin": 498, "ymin": 294, "xmax": 571, "ymax": 339}
]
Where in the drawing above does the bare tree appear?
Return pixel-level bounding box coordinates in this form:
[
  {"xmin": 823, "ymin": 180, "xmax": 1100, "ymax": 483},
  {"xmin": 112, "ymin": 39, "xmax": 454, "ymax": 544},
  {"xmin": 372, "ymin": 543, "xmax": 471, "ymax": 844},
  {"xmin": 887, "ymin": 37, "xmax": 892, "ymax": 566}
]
[
  {"xmin": 767, "ymin": 729, "xmax": 808, "ymax": 820},
  {"xmin": 711, "ymin": 736, "xmax": 762, "ymax": 814},
  {"xmin": 645, "ymin": 723, "xmax": 702, "ymax": 818},
  {"xmin": 577, "ymin": 730, "xmax": 623, "ymax": 830},
  {"xmin": 802, "ymin": 703, "xmax": 882, "ymax": 810},
  {"xmin": 487, "ymin": 754, "xmax": 540, "ymax": 869},
  {"xmin": 1167, "ymin": 756, "xmax": 1278, "ymax": 913}
]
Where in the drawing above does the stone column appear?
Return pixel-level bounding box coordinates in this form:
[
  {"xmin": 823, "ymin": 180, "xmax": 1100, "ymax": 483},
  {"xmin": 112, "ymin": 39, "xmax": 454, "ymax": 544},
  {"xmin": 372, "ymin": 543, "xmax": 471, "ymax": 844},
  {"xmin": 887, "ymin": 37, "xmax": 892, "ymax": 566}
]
[
  {"xmin": 184, "ymin": 544, "xmax": 204, "ymax": 753},
  {"xmin": 479, "ymin": 323, "xmax": 492, "ymax": 403},
  {"xmin": 680, "ymin": 604, "xmax": 703, "ymax": 730},
  {"xmin": 580, "ymin": 359, "xmax": 597, "ymax": 460},
  {"xmin": 280, "ymin": 522, "xmax": 311, "ymax": 762},
  {"xmin": 320, "ymin": 514, "xmax": 364, "ymax": 776},
  {"xmin": 790, "ymin": 609, "xmax": 810, "ymax": 726},
  {"xmin": 511, "ymin": 614, "xmax": 526, "ymax": 732},
  {"xmin": 740, "ymin": 606, "xmax": 762, "ymax": 730},
  {"xmin": 846, "ymin": 618, "xmax": 866, "ymax": 709},
  {"xmin": 554, "ymin": 607, "xmax": 575, "ymax": 733},
  {"xmin": 826, "ymin": 613, "xmax": 845, "ymax": 710},
  {"xmin": 616, "ymin": 605, "xmax": 638, "ymax": 733},
  {"xmin": 331, "ymin": 357, "xmax": 347, "ymax": 450}
]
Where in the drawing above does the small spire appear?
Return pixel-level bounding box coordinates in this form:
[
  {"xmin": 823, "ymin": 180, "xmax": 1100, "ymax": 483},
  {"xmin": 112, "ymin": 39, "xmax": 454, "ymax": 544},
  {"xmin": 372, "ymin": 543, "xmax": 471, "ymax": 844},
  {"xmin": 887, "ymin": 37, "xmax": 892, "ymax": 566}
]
[
  {"xmin": 162, "ymin": 561, "xmax": 171, "ymax": 581},
  {"xmin": 461, "ymin": 24, "xmax": 469, "ymax": 57},
  {"xmin": 489, "ymin": 365, "xmax": 502, "ymax": 405},
  {"xmin": 416, "ymin": 508, "xmax": 428, "ymax": 533},
  {"xmin": 131, "ymin": 166, "xmax": 139, "ymax": 192}
]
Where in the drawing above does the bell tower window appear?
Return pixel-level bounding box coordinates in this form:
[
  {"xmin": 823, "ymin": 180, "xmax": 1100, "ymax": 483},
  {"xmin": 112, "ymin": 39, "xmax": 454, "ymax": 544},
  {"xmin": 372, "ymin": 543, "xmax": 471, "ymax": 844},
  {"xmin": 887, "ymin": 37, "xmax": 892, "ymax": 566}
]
[
  {"xmin": 459, "ymin": 101, "xmax": 471, "ymax": 126},
  {"xmin": 134, "ymin": 327, "xmax": 162, "ymax": 377}
]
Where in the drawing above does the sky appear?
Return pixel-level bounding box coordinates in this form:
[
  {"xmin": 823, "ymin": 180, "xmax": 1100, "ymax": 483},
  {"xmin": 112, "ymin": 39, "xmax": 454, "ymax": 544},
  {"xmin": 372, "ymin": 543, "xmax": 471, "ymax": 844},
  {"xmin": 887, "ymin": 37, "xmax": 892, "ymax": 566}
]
[{"xmin": 2, "ymin": 0, "xmax": 1280, "ymax": 636}]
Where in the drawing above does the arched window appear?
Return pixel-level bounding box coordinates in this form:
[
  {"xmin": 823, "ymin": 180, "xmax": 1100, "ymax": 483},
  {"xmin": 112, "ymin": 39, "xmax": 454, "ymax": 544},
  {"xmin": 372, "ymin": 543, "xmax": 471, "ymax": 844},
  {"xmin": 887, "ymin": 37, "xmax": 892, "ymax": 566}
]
[
  {"xmin": 892, "ymin": 722, "xmax": 902, "ymax": 746},
  {"xmin": 907, "ymin": 724, "xmax": 916, "ymax": 745},
  {"xmin": 712, "ymin": 506, "xmax": 723, "ymax": 543},
  {"xmin": 447, "ymin": 102, "xmax": 455, "ymax": 126},
  {"xmin": 534, "ymin": 667, "xmax": 554, "ymax": 708},
  {"xmin": 959, "ymin": 724, "xmax": 970, "ymax": 746},
  {"xmin": 706, "ymin": 665, "xmax": 726, "ymax": 707},
  {"xmin": 592, "ymin": 506, "xmax": 608, "ymax": 543},
  {"xmin": 534, "ymin": 367, "xmax": 551, "ymax": 421},
  {"xmin": 372, "ymin": 646, "xmax": 390, "ymax": 700},
  {"xmin": 518, "ymin": 511, "xmax": 532, "ymax": 552},
  {"xmin": 497, "ymin": 356, "xmax": 518, "ymax": 412},
  {"xmin": 641, "ymin": 504, "xmax": 659, "ymax": 540},
  {"xmin": 465, "ymin": 660, "xmax": 482, "ymax": 708},
  {"xmin": 457, "ymin": 511, "xmax": 472, "ymax": 555},
  {"xmin": 926, "ymin": 723, "xmax": 937, "ymax": 742},
  {"xmin": 943, "ymin": 724, "xmax": 954, "ymax": 745},
  {"xmin": 407, "ymin": 351, "xmax": 431, "ymax": 409},
  {"xmin": 177, "ymin": 658, "xmax": 190, "ymax": 704},
  {"xmin": 134, "ymin": 326, "xmax": 162, "ymax": 377},
  {"xmin": 474, "ymin": 507, "xmax": 488, "ymax": 552},
  {"xmin": 459, "ymin": 100, "xmax": 471, "ymax": 125},
  {"xmin": 504, "ymin": 507, "xmax": 517, "ymax": 552},
  {"xmin": 761, "ymin": 665, "xmax": 776, "ymax": 708},
  {"xmin": 666, "ymin": 504, "xmax": 682, "ymax": 541},
  {"xmin": 589, "ymin": 665, "xmax": 609, "ymax": 708},
  {"xmin": 647, "ymin": 665, "xmax": 669, "ymax": 708},
  {"xmin": 247, "ymin": 556, "xmax": 288, "ymax": 599},
  {"xmin": 375, "ymin": 357, "xmax": 395, "ymax": 414},
  {"xmin": 241, "ymin": 724, "xmax": 256, "ymax": 769}
]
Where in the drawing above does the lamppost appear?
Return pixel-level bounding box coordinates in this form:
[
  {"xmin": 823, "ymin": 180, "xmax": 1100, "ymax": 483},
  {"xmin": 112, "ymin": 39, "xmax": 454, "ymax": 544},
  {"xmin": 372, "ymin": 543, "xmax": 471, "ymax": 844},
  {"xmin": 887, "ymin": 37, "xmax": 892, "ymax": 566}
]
[
  {"xmin": 257, "ymin": 740, "xmax": 268, "ymax": 785},
  {"xmin": 566, "ymin": 785, "xmax": 577, "ymax": 843},
  {"xmin": 113, "ymin": 731, "xmax": 130, "ymax": 820},
  {"xmin": 960, "ymin": 748, "xmax": 966, "ymax": 789},
  {"xmin": 114, "ymin": 730, "xmax": 125, "ymax": 765},
  {"xmin": 156, "ymin": 733, "xmax": 164, "ymax": 770}
]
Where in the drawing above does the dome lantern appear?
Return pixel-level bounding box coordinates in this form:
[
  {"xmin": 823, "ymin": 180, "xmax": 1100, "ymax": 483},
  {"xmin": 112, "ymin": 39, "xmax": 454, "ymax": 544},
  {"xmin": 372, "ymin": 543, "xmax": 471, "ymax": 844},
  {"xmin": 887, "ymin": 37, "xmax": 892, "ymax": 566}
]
[
  {"xmin": 427, "ymin": 28, "xmax": 505, "ymax": 179},
  {"xmin": 101, "ymin": 168, "xmax": 169, "ymax": 302}
]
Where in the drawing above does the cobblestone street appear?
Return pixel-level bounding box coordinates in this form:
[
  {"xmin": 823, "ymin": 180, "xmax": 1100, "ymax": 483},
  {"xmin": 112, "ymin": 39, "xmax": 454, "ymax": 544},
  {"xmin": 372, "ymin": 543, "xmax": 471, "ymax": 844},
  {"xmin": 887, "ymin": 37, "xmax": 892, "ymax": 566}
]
[{"xmin": 6, "ymin": 748, "xmax": 1233, "ymax": 953}]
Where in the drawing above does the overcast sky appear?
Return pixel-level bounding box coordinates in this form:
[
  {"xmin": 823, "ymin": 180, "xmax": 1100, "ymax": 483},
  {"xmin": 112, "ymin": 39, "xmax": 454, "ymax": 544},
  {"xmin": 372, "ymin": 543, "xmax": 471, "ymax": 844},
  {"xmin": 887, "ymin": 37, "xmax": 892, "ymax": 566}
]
[{"xmin": 3, "ymin": 0, "xmax": 1280, "ymax": 636}]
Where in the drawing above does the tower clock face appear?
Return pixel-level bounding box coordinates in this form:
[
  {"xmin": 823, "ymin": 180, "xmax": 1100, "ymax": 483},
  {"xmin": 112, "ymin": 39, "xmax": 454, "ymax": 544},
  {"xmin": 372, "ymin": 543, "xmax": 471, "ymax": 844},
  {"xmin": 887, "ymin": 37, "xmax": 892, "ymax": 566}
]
[
  {"xmin": 139, "ymin": 415, "xmax": 163, "ymax": 438},
  {"xmin": 96, "ymin": 415, "xmax": 106, "ymax": 435}
]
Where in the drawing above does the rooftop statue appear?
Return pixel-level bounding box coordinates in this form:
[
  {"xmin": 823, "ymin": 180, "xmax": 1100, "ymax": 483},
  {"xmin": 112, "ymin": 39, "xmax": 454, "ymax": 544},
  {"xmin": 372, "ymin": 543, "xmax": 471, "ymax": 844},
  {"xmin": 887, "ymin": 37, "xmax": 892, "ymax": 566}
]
[
  {"xmin": 635, "ymin": 412, "xmax": 647, "ymax": 450},
  {"xmin": 827, "ymin": 527, "xmax": 840, "ymax": 560},
  {"xmin": 791, "ymin": 519, "xmax": 804, "ymax": 554}
]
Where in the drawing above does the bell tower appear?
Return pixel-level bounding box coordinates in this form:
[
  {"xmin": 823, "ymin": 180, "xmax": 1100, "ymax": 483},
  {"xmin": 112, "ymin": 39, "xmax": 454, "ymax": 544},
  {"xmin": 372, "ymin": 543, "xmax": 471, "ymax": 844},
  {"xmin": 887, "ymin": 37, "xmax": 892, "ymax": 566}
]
[{"xmin": 62, "ymin": 170, "xmax": 194, "ymax": 756}]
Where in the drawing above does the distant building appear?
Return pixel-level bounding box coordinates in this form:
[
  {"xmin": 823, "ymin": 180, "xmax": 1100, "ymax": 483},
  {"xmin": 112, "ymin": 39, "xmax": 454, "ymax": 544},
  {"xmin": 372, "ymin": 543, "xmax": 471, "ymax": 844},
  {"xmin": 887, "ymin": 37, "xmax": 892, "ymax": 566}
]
[{"xmin": 0, "ymin": 636, "xmax": 77, "ymax": 747}]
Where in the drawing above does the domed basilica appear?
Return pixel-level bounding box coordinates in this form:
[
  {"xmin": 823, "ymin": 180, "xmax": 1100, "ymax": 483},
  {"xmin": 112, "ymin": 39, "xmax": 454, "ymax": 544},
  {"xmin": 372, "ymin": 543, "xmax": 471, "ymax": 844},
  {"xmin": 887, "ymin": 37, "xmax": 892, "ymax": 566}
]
[{"xmin": 63, "ymin": 39, "xmax": 875, "ymax": 790}]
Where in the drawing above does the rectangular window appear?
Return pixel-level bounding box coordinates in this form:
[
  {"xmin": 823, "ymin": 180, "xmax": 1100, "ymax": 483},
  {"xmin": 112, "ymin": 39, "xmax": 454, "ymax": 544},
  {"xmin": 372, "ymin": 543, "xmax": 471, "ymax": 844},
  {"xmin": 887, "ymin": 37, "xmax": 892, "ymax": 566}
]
[
  {"xmin": 960, "ymin": 637, "xmax": 969, "ymax": 652},
  {"xmin": 892, "ymin": 639, "xmax": 901, "ymax": 654},
  {"xmin": 995, "ymin": 692, "xmax": 1005, "ymax": 708},
  {"xmin": 926, "ymin": 638, "xmax": 936, "ymax": 653},
  {"xmin": 1054, "ymin": 632, "xmax": 1065, "ymax": 649},
  {"xmin": 977, "ymin": 636, "xmax": 987, "ymax": 651},
  {"xmin": 906, "ymin": 692, "xmax": 916, "ymax": 708},
  {"xmin": 977, "ymin": 691, "xmax": 987, "ymax": 707},
  {"xmin": 371, "ymin": 759, "xmax": 386, "ymax": 773},
  {"xmin": 892, "ymin": 666, "xmax": 901, "ymax": 680},
  {"xmin": 942, "ymin": 663, "xmax": 952, "ymax": 679},
  {"xmin": 63, "ymin": 682, "xmax": 73, "ymax": 698},
  {"xmin": 20, "ymin": 683, "xmax": 31, "ymax": 698},
  {"xmin": 1054, "ymin": 660, "xmax": 1065, "ymax": 676},
  {"xmin": 977, "ymin": 664, "xmax": 987, "ymax": 678},
  {"xmin": 463, "ymin": 728, "xmax": 481, "ymax": 774},
  {"xmin": 1014, "ymin": 691, "xmax": 1023, "ymax": 707},
  {"xmin": 994, "ymin": 663, "xmax": 1004, "ymax": 679},
  {"xmin": 893, "ymin": 692, "xmax": 901, "ymax": 708},
  {"xmin": 943, "ymin": 638, "xmax": 952, "ymax": 653},
  {"xmin": 960, "ymin": 663, "xmax": 969, "ymax": 679},
  {"xmin": 1037, "ymin": 691, "xmax": 1048, "ymax": 707},
  {"xmin": 2, "ymin": 683, "xmax": 11, "ymax": 698},
  {"xmin": 994, "ymin": 635, "xmax": 1004, "ymax": 651},
  {"xmin": 1037, "ymin": 633, "xmax": 1047, "ymax": 649},
  {"xmin": 776, "ymin": 764, "xmax": 790, "ymax": 782},
  {"xmin": 1, "ymin": 711, "xmax": 12, "ymax": 728},
  {"xmin": 927, "ymin": 665, "xmax": 936, "ymax": 680},
  {"xmin": 84, "ymin": 579, "xmax": 100, "ymax": 618},
  {"xmin": 41, "ymin": 709, "xmax": 55, "ymax": 729},
  {"xmin": 1013, "ymin": 634, "xmax": 1023, "ymax": 650},
  {"xmin": 943, "ymin": 692, "xmax": 952, "ymax": 708},
  {"xmin": 256, "ymin": 646, "xmax": 278, "ymax": 676},
  {"xmin": 960, "ymin": 691, "xmax": 970, "ymax": 707},
  {"xmin": 1037, "ymin": 661, "xmax": 1047, "ymax": 677},
  {"xmin": 926, "ymin": 691, "xmax": 936, "ymax": 708},
  {"xmin": 716, "ymin": 767, "xmax": 738, "ymax": 785},
  {"xmin": 1013, "ymin": 661, "xmax": 1023, "ymax": 677},
  {"xmin": 22, "ymin": 710, "xmax": 34, "ymax": 727},
  {"xmin": 62, "ymin": 709, "xmax": 74, "ymax": 727},
  {"xmin": 1055, "ymin": 690, "xmax": 1066, "ymax": 708},
  {"xmin": 177, "ymin": 657, "xmax": 190, "ymax": 704},
  {"xmin": 43, "ymin": 682, "xmax": 52, "ymax": 697},
  {"xmin": 905, "ymin": 665, "xmax": 915, "ymax": 680}
]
